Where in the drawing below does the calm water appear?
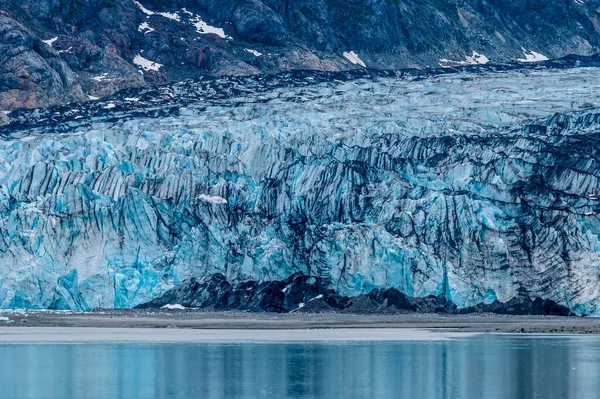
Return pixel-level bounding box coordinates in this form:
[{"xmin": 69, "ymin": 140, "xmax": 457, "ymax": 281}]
[{"xmin": 1, "ymin": 335, "xmax": 600, "ymax": 399}]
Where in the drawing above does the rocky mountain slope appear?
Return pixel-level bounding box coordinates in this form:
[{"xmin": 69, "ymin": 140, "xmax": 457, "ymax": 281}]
[
  {"xmin": 1, "ymin": 61, "xmax": 600, "ymax": 314},
  {"xmin": 1, "ymin": 0, "xmax": 600, "ymax": 110}
]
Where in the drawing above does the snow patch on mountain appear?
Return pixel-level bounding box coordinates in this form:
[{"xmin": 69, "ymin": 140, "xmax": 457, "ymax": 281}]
[
  {"xmin": 138, "ymin": 22, "xmax": 155, "ymax": 35},
  {"xmin": 133, "ymin": 53, "xmax": 163, "ymax": 71},
  {"xmin": 134, "ymin": 1, "xmax": 180, "ymax": 21},
  {"xmin": 518, "ymin": 48, "xmax": 549, "ymax": 63},
  {"xmin": 440, "ymin": 51, "xmax": 489, "ymax": 67},
  {"xmin": 158, "ymin": 12, "xmax": 180, "ymax": 21},
  {"xmin": 466, "ymin": 52, "xmax": 489, "ymax": 65},
  {"xmin": 133, "ymin": 1, "xmax": 154, "ymax": 16},
  {"xmin": 181, "ymin": 8, "xmax": 230, "ymax": 39},
  {"xmin": 92, "ymin": 73, "xmax": 110, "ymax": 82},
  {"xmin": 245, "ymin": 49, "xmax": 262, "ymax": 57},
  {"xmin": 343, "ymin": 51, "xmax": 366, "ymax": 67},
  {"xmin": 42, "ymin": 37, "xmax": 58, "ymax": 47}
]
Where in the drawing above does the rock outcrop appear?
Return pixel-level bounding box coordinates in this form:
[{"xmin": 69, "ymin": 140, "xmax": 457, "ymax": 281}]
[{"xmin": 137, "ymin": 272, "xmax": 572, "ymax": 316}]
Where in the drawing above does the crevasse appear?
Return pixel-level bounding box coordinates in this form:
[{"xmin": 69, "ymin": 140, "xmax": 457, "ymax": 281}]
[{"xmin": 1, "ymin": 68, "xmax": 600, "ymax": 314}]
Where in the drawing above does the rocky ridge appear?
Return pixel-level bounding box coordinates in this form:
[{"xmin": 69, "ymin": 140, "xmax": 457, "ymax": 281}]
[
  {"xmin": 1, "ymin": 0, "xmax": 600, "ymax": 110},
  {"xmin": 137, "ymin": 272, "xmax": 573, "ymax": 316}
]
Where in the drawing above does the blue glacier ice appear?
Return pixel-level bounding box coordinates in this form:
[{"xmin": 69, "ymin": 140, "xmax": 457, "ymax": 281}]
[{"xmin": 1, "ymin": 67, "xmax": 600, "ymax": 313}]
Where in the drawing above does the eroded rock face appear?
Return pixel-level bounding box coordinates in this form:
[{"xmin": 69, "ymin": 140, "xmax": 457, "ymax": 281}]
[
  {"xmin": 1, "ymin": 65, "xmax": 600, "ymax": 313},
  {"xmin": 0, "ymin": 15, "xmax": 85, "ymax": 109},
  {"xmin": 137, "ymin": 272, "xmax": 346, "ymax": 313},
  {"xmin": 1, "ymin": 0, "xmax": 600, "ymax": 110},
  {"xmin": 232, "ymin": 0, "xmax": 288, "ymax": 45}
]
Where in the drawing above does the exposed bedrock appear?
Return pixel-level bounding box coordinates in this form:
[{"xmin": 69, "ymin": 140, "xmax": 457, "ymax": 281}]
[
  {"xmin": 137, "ymin": 272, "xmax": 573, "ymax": 316},
  {"xmin": 1, "ymin": 0, "xmax": 600, "ymax": 109}
]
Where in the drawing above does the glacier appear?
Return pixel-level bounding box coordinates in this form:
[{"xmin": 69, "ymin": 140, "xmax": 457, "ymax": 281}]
[{"xmin": 2, "ymin": 65, "xmax": 600, "ymax": 313}]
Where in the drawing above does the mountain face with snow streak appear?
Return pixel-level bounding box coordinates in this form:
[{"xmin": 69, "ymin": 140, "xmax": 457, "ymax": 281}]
[
  {"xmin": 2, "ymin": 63, "xmax": 600, "ymax": 313},
  {"xmin": 1, "ymin": 0, "xmax": 600, "ymax": 110}
]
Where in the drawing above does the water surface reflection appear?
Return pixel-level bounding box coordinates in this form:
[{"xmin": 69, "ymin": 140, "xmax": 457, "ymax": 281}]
[{"xmin": 1, "ymin": 335, "xmax": 599, "ymax": 398}]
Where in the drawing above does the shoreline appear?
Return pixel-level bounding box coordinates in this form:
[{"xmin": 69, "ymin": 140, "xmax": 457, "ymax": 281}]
[
  {"xmin": 0, "ymin": 327, "xmax": 479, "ymax": 343},
  {"xmin": 2, "ymin": 309, "xmax": 600, "ymax": 334}
]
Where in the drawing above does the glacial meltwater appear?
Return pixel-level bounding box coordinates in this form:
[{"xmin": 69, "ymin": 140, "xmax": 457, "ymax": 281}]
[{"xmin": 1, "ymin": 334, "xmax": 600, "ymax": 399}]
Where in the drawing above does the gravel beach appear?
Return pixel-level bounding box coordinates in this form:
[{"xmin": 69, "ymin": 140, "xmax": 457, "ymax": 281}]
[{"xmin": 1, "ymin": 310, "xmax": 600, "ymax": 334}]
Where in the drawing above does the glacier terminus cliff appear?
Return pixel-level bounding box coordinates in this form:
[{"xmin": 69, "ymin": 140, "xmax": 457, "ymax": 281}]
[{"xmin": 2, "ymin": 64, "xmax": 600, "ymax": 314}]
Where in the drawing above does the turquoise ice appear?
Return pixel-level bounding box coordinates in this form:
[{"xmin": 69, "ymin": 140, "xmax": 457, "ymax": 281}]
[{"xmin": 1, "ymin": 68, "xmax": 600, "ymax": 313}]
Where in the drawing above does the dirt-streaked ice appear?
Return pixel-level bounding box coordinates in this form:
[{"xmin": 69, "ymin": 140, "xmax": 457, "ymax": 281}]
[{"xmin": 1, "ymin": 68, "xmax": 600, "ymax": 314}]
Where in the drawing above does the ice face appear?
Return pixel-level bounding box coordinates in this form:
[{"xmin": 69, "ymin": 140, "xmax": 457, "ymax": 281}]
[{"xmin": 2, "ymin": 67, "xmax": 600, "ymax": 312}]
